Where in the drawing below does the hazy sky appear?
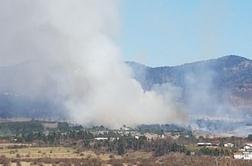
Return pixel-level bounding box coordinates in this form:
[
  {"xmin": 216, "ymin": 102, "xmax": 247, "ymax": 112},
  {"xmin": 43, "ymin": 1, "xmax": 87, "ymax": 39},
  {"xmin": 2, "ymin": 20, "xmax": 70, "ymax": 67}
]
[{"xmin": 120, "ymin": 0, "xmax": 252, "ymax": 67}]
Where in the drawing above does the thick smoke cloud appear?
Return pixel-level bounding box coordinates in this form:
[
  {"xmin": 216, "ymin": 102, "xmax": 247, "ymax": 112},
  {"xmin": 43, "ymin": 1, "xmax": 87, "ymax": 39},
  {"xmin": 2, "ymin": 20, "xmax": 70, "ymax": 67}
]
[{"xmin": 0, "ymin": 0, "xmax": 183, "ymax": 127}]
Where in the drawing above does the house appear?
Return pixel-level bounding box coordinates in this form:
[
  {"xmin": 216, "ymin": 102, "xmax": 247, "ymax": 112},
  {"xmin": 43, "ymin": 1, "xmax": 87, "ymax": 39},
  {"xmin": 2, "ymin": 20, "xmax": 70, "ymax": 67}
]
[
  {"xmin": 243, "ymin": 151, "xmax": 252, "ymax": 160},
  {"xmin": 197, "ymin": 142, "xmax": 219, "ymax": 147},
  {"xmin": 234, "ymin": 143, "xmax": 252, "ymax": 160},
  {"xmin": 244, "ymin": 144, "xmax": 252, "ymax": 150},
  {"xmin": 197, "ymin": 142, "xmax": 212, "ymax": 147},
  {"xmin": 94, "ymin": 137, "xmax": 108, "ymax": 141},
  {"xmin": 144, "ymin": 133, "xmax": 163, "ymax": 140},
  {"xmin": 234, "ymin": 152, "xmax": 243, "ymax": 159},
  {"xmin": 42, "ymin": 122, "xmax": 58, "ymax": 129},
  {"xmin": 234, "ymin": 151, "xmax": 252, "ymax": 160},
  {"xmin": 110, "ymin": 137, "xmax": 119, "ymax": 141},
  {"xmin": 224, "ymin": 143, "xmax": 234, "ymax": 148}
]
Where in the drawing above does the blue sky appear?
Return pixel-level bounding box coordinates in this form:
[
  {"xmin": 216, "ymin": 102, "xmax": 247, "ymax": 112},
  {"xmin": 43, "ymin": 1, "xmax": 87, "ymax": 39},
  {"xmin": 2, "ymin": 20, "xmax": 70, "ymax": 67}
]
[{"xmin": 120, "ymin": 0, "xmax": 252, "ymax": 67}]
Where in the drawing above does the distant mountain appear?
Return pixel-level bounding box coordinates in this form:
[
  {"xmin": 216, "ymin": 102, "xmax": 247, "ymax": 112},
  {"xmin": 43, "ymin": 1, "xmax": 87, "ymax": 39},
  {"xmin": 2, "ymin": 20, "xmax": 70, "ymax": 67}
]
[
  {"xmin": 1, "ymin": 55, "xmax": 252, "ymax": 120},
  {"xmin": 127, "ymin": 56, "xmax": 252, "ymax": 134},
  {"xmin": 0, "ymin": 93, "xmax": 65, "ymax": 119},
  {"xmin": 0, "ymin": 62, "xmax": 66, "ymax": 119},
  {"xmin": 127, "ymin": 55, "xmax": 252, "ymax": 109}
]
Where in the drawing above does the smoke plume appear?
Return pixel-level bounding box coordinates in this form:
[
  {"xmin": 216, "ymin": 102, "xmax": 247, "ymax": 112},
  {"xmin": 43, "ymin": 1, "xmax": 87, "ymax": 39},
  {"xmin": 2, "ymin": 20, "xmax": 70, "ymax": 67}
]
[{"xmin": 0, "ymin": 0, "xmax": 183, "ymax": 127}]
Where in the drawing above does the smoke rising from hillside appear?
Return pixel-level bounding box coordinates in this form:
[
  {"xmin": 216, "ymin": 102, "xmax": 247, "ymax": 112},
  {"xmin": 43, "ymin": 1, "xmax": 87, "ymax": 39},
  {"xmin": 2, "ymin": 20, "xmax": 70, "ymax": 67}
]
[
  {"xmin": 0, "ymin": 0, "xmax": 184, "ymax": 127},
  {"xmin": 183, "ymin": 64, "xmax": 237, "ymax": 120}
]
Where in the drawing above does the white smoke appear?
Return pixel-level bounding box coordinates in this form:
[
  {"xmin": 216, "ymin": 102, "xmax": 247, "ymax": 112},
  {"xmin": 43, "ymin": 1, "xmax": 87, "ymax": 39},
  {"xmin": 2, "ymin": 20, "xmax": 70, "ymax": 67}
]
[{"xmin": 0, "ymin": 0, "xmax": 183, "ymax": 127}]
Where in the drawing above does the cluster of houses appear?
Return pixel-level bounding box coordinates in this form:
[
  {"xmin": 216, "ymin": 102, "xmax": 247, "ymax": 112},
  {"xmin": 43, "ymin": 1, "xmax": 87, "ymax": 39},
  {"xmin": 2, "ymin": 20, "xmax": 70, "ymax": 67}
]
[
  {"xmin": 234, "ymin": 143, "xmax": 252, "ymax": 160},
  {"xmin": 197, "ymin": 142, "xmax": 219, "ymax": 147},
  {"xmin": 197, "ymin": 142, "xmax": 235, "ymax": 148},
  {"xmin": 196, "ymin": 142, "xmax": 252, "ymax": 160}
]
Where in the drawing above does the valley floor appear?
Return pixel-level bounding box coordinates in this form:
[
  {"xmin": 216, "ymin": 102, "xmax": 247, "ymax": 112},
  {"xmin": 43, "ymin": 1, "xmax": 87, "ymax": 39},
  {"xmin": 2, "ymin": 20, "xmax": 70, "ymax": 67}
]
[{"xmin": 1, "ymin": 147, "xmax": 252, "ymax": 166}]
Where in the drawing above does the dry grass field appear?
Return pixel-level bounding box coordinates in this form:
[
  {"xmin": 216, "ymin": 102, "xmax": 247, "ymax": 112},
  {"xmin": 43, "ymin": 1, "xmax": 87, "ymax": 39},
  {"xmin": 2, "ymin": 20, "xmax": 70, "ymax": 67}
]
[
  {"xmin": 1, "ymin": 147, "xmax": 77, "ymax": 158},
  {"xmin": 1, "ymin": 147, "xmax": 252, "ymax": 165},
  {"xmin": 0, "ymin": 146, "xmax": 118, "ymax": 160},
  {"xmin": 0, "ymin": 146, "xmax": 121, "ymax": 165}
]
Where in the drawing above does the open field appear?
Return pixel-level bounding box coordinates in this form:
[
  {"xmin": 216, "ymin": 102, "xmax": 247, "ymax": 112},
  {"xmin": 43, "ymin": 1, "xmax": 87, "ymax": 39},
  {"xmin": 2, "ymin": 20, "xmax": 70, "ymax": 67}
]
[
  {"xmin": 1, "ymin": 147, "xmax": 252, "ymax": 166},
  {"xmin": 0, "ymin": 146, "xmax": 118, "ymax": 160},
  {"xmin": 1, "ymin": 147, "xmax": 78, "ymax": 158},
  {"xmin": 0, "ymin": 121, "xmax": 251, "ymax": 165}
]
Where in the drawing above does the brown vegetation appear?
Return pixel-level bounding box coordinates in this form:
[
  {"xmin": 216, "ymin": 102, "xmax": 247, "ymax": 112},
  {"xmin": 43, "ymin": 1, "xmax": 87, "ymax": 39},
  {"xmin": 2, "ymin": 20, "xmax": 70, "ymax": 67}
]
[{"xmin": 1, "ymin": 152, "xmax": 252, "ymax": 166}]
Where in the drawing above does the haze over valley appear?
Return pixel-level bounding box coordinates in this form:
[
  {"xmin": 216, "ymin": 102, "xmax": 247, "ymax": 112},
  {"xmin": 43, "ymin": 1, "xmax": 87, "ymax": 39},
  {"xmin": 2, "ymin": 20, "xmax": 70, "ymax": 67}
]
[
  {"xmin": 1, "ymin": 55, "xmax": 252, "ymax": 135},
  {"xmin": 1, "ymin": 1, "xmax": 252, "ymax": 165}
]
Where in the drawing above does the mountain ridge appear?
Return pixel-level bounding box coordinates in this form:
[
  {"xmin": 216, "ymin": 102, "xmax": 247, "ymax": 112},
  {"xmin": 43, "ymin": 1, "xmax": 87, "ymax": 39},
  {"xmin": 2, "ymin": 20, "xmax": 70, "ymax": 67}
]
[
  {"xmin": 0, "ymin": 55, "xmax": 252, "ymax": 119},
  {"xmin": 127, "ymin": 55, "xmax": 252, "ymax": 109},
  {"xmin": 127, "ymin": 55, "xmax": 251, "ymax": 68}
]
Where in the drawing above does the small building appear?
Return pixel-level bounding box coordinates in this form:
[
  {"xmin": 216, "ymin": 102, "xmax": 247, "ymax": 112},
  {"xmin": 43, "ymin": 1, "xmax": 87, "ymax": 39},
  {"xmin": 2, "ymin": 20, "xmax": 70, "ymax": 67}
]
[
  {"xmin": 244, "ymin": 144, "xmax": 252, "ymax": 150},
  {"xmin": 243, "ymin": 151, "xmax": 252, "ymax": 160},
  {"xmin": 234, "ymin": 151, "xmax": 252, "ymax": 160},
  {"xmin": 224, "ymin": 143, "xmax": 234, "ymax": 148},
  {"xmin": 234, "ymin": 152, "xmax": 244, "ymax": 159},
  {"xmin": 144, "ymin": 133, "xmax": 160, "ymax": 140},
  {"xmin": 197, "ymin": 142, "xmax": 212, "ymax": 147},
  {"xmin": 42, "ymin": 122, "xmax": 58, "ymax": 129},
  {"xmin": 234, "ymin": 143, "xmax": 252, "ymax": 160},
  {"xmin": 94, "ymin": 137, "xmax": 108, "ymax": 141},
  {"xmin": 110, "ymin": 137, "xmax": 119, "ymax": 141}
]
